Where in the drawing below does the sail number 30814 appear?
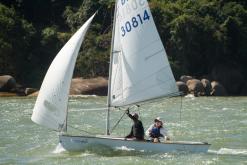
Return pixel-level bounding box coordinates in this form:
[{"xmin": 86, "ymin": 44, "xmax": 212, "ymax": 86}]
[{"xmin": 121, "ymin": 9, "xmax": 150, "ymax": 37}]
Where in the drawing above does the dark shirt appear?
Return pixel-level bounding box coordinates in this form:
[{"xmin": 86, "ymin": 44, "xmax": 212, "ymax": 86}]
[{"xmin": 125, "ymin": 114, "xmax": 144, "ymax": 140}]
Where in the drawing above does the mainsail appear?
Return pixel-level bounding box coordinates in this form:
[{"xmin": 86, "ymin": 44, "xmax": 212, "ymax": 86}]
[
  {"xmin": 109, "ymin": 0, "xmax": 178, "ymax": 107},
  {"xmin": 31, "ymin": 14, "xmax": 95, "ymax": 131}
]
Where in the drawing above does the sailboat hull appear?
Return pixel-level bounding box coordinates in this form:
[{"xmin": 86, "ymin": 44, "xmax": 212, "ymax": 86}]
[{"xmin": 59, "ymin": 135, "xmax": 210, "ymax": 153}]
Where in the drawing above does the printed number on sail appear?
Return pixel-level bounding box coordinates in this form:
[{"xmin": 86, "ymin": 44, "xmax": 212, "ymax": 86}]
[{"xmin": 121, "ymin": 10, "xmax": 150, "ymax": 37}]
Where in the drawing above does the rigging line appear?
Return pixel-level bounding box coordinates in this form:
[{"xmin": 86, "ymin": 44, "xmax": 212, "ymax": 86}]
[
  {"xmin": 179, "ymin": 95, "xmax": 183, "ymax": 132},
  {"xmin": 110, "ymin": 109, "xmax": 126, "ymax": 134},
  {"xmin": 111, "ymin": 91, "xmax": 181, "ymax": 109},
  {"xmin": 110, "ymin": 105, "xmax": 137, "ymax": 134},
  {"xmin": 80, "ymin": 107, "xmax": 108, "ymax": 111},
  {"xmin": 130, "ymin": 92, "xmax": 181, "ymax": 108},
  {"xmin": 67, "ymin": 124, "xmax": 97, "ymax": 136},
  {"xmin": 121, "ymin": 82, "xmax": 179, "ymax": 104}
]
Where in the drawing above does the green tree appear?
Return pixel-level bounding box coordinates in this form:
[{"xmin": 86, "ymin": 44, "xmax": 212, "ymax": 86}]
[{"xmin": 0, "ymin": 4, "xmax": 36, "ymax": 84}]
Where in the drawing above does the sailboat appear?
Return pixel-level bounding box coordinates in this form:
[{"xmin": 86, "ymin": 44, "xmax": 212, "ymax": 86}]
[{"xmin": 31, "ymin": 0, "xmax": 210, "ymax": 153}]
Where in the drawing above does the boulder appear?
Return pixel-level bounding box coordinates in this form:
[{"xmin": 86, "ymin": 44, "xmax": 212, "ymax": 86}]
[
  {"xmin": 211, "ymin": 81, "xmax": 227, "ymax": 96},
  {"xmin": 211, "ymin": 65, "xmax": 244, "ymax": 95},
  {"xmin": 176, "ymin": 81, "xmax": 188, "ymax": 95},
  {"xmin": 15, "ymin": 87, "xmax": 26, "ymax": 96},
  {"xmin": 0, "ymin": 92, "xmax": 17, "ymax": 97},
  {"xmin": 70, "ymin": 77, "xmax": 108, "ymax": 96},
  {"xmin": 180, "ymin": 75, "xmax": 193, "ymax": 84},
  {"xmin": 201, "ymin": 79, "xmax": 212, "ymax": 96},
  {"xmin": 0, "ymin": 75, "xmax": 16, "ymax": 92},
  {"xmin": 186, "ymin": 79, "xmax": 205, "ymax": 96},
  {"xmin": 28, "ymin": 91, "xmax": 39, "ymax": 97},
  {"xmin": 25, "ymin": 88, "xmax": 38, "ymax": 96}
]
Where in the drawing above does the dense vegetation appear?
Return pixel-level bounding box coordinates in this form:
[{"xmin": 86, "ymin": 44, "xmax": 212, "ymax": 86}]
[{"xmin": 0, "ymin": 0, "xmax": 247, "ymax": 89}]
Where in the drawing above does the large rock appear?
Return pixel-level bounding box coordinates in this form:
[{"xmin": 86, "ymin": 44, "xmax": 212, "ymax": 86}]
[
  {"xmin": 211, "ymin": 81, "xmax": 227, "ymax": 96},
  {"xmin": 201, "ymin": 79, "xmax": 212, "ymax": 96},
  {"xmin": 25, "ymin": 88, "xmax": 38, "ymax": 96},
  {"xmin": 180, "ymin": 75, "xmax": 193, "ymax": 84},
  {"xmin": 28, "ymin": 91, "xmax": 39, "ymax": 97},
  {"xmin": 0, "ymin": 75, "xmax": 16, "ymax": 92},
  {"xmin": 70, "ymin": 77, "xmax": 108, "ymax": 96},
  {"xmin": 211, "ymin": 65, "xmax": 244, "ymax": 95},
  {"xmin": 186, "ymin": 79, "xmax": 205, "ymax": 96},
  {"xmin": 0, "ymin": 92, "xmax": 17, "ymax": 97},
  {"xmin": 176, "ymin": 81, "xmax": 188, "ymax": 95}
]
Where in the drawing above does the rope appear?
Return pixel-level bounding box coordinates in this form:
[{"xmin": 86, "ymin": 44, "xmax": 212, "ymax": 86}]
[
  {"xmin": 110, "ymin": 109, "xmax": 126, "ymax": 134},
  {"xmin": 67, "ymin": 124, "xmax": 97, "ymax": 136},
  {"xmin": 179, "ymin": 95, "xmax": 183, "ymax": 134},
  {"xmin": 180, "ymin": 96, "xmax": 183, "ymax": 125},
  {"xmin": 110, "ymin": 105, "xmax": 142, "ymax": 134},
  {"xmin": 80, "ymin": 107, "xmax": 108, "ymax": 111}
]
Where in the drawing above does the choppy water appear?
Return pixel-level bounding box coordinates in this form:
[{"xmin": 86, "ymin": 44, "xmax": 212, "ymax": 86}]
[{"xmin": 0, "ymin": 96, "xmax": 247, "ymax": 165}]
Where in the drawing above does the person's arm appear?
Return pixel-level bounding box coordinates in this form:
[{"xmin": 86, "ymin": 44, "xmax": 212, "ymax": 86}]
[
  {"xmin": 126, "ymin": 109, "xmax": 136, "ymax": 121},
  {"xmin": 145, "ymin": 124, "xmax": 153, "ymax": 137}
]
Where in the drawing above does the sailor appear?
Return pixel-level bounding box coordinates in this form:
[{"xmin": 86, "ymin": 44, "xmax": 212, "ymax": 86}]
[
  {"xmin": 145, "ymin": 117, "xmax": 170, "ymax": 142},
  {"xmin": 125, "ymin": 109, "xmax": 144, "ymax": 140}
]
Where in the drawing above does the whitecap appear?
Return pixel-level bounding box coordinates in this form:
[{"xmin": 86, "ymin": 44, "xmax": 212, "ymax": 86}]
[
  {"xmin": 52, "ymin": 143, "xmax": 66, "ymax": 154},
  {"xmin": 209, "ymin": 148, "xmax": 247, "ymax": 156},
  {"xmin": 69, "ymin": 95, "xmax": 98, "ymax": 99},
  {"xmin": 185, "ymin": 94, "xmax": 195, "ymax": 99},
  {"xmin": 115, "ymin": 146, "xmax": 135, "ymax": 151}
]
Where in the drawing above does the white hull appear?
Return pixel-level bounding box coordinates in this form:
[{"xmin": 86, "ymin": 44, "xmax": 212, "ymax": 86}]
[{"xmin": 59, "ymin": 135, "xmax": 210, "ymax": 153}]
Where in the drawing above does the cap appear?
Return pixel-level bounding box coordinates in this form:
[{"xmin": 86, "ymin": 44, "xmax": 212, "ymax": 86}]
[{"xmin": 154, "ymin": 117, "xmax": 163, "ymax": 122}]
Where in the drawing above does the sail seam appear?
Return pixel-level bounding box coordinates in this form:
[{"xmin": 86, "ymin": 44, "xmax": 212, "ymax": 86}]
[
  {"xmin": 121, "ymin": 65, "xmax": 173, "ymax": 93},
  {"xmin": 144, "ymin": 49, "xmax": 164, "ymax": 61},
  {"xmin": 122, "ymin": 77, "xmax": 177, "ymax": 104}
]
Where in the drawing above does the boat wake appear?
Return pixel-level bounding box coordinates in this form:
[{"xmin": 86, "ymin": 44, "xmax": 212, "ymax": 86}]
[
  {"xmin": 209, "ymin": 148, "xmax": 247, "ymax": 156},
  {"xmin": 52, "ymin": 143, "xmax": 66, "ymax": 154}
]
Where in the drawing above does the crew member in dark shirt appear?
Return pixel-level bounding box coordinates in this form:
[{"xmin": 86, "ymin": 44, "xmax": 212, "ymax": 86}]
[{"xmin": 125, "ymin": 109, "xmax": 144, "ymax": 141}]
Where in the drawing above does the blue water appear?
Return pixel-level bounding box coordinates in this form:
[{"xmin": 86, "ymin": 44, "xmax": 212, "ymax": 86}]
[{"xmin": 0, "ymin": 96, "xmax": 246, "ymax": 164}]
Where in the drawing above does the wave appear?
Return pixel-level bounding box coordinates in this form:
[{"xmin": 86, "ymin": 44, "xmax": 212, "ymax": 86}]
[
  {"xmin": 69, "ymin": 107, "xmax": 107, "ymax": 112},
  {"xmin": 115, "ymin": 146, "xmax": 136, "ymax": 151},
  {"xmin": 52, "ymin": 143, "xmax": 66, "ymax": 154},
  {"xmin": 184, "ymin": 94, "xmax": 195, "ymax": 99},
  {"xmin": 209, "ymin": 148, "xmax": 247, "ymax": 156},
  {"xmin": 69, "ymin": 95, "xmax": 98, "ymax": 99}
]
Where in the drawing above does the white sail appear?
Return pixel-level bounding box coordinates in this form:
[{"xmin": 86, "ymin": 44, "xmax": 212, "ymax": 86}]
[
  {"xmin": 31, "ymin": 14, "xmax": 95, "ymax": 131},
  {"xmin": 109, "ymin": 0, "xmax": 178, "ymax": 107}
]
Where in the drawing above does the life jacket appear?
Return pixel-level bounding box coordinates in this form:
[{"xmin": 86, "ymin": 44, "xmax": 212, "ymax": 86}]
[{"xmin": 150, "ymin": 127, "xmax": 161, "ymax": 138}]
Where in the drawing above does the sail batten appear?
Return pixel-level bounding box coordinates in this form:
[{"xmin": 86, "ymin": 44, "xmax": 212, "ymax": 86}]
[
  {"xmin": 31, "ymin": 14, "xmax": 96, "ymax": 131},
  {"xmin": 109, "ymin": 0, "xmax": 178, "ymax": 107}
]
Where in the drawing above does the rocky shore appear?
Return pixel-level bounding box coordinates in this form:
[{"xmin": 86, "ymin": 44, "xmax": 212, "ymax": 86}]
[
  {"xmin": 1, "ymin": 74, "xmax": 246, "ymax": 97},
  {"xmin": 0, "ymin": 75, "xmax": 108, "ymax": 97},
  {"xmin": 177, "ymin": 76, "xmax": 228, "ymax": 96}
]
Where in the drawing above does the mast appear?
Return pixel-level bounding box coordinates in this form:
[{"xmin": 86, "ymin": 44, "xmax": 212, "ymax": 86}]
[{"xmin": 106, "ymin": 1, "xmax": 118, "ymax": 135}]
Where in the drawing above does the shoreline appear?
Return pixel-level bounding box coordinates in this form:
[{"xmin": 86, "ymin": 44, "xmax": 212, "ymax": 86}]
[
  {"xmin": 1, "ymin": 76, "xmax": 247, "ymax": 97},
  {"xmin": 1, "ymin": 92, "xmax": 247, "ymax": 98}
]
